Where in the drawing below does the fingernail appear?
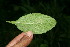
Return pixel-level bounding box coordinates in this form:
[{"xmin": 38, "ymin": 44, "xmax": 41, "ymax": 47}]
[{"xmin": 25, "ymin": 31, "xmax": 33, "ymax": 37}]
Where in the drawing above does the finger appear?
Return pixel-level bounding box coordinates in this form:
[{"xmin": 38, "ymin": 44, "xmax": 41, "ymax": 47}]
[
  {"xmin": 13, "ymin": 31, "xmax": 33, "ymax": 47},
  {"xmin": 6, "ymin": 32, "xmax": 26, "ymax": 47}
]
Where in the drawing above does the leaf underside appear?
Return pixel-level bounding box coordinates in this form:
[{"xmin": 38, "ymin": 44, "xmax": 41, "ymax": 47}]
[{"xmin": 6, "ymin": 13, "xmax": 57, "ymax": 34}]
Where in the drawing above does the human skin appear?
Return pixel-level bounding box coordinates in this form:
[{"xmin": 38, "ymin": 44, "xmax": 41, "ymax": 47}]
[{"xmin": 6, "ymin": 31, "xmax": 33, "ymax": 47}]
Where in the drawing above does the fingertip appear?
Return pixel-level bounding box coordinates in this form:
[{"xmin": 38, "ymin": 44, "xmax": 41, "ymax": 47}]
[{"xmin": 25, "ymin": 31, "xmax": 33, "ymax": 37}]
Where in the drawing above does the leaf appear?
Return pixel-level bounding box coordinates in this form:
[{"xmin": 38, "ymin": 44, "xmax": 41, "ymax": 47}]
[
  {"xmin": 40, "ymin": 44, "xmax": 48, "ymax": 47},
  {"xmin": 6, "ymin": 13, "xmax": 57, "ymax": 34}
]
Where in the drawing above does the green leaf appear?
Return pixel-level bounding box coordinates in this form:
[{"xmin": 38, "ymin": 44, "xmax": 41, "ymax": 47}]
[
  {"xmin": 40, "ymin": 44, "xmax": 48, "ymax": 47},
  {"xmin": 6, "ymin": 13, "xmax": 57, "ymax": 34}
]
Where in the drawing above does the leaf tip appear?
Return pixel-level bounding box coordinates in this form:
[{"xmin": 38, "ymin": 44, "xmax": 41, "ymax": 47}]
[{"xmin": 6, "ymin": 21, "xmax": 16, "ymax": 24}]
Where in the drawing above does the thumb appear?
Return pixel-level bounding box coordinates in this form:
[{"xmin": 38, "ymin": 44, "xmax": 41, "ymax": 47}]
[{"xmin": 13, "ymin": 31, "xmax": 33, "ymax": 47}]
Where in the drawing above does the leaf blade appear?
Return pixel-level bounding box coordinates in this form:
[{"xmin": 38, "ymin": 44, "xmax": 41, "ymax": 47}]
[{"xmin": 6, "ymin": 13, "xmax": 57, "ymax": 34}]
